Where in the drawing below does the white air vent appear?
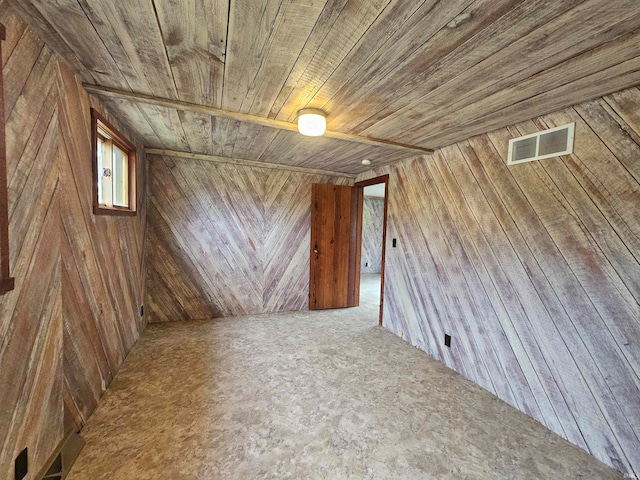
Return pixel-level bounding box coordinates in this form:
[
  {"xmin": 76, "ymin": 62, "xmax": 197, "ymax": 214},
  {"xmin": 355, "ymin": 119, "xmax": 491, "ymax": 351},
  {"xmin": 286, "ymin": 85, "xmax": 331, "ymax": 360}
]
[{"xmin": 507, "ymin": 123, "xmax": 575, "ymax": 165}]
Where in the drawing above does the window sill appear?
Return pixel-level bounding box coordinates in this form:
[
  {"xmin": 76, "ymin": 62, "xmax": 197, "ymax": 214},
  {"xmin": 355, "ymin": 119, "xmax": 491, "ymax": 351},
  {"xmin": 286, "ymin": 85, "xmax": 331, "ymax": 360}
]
[{"xmin": 93, "ymin": 206, "xmax": 137, "ymax": 217}]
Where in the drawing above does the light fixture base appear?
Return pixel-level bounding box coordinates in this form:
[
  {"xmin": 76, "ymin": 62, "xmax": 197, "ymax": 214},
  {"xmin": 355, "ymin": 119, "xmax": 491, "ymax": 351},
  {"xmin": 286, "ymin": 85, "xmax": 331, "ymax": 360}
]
[{"xmin": 297, "ymin": 108, "xmax": 327, "ymax": 137}]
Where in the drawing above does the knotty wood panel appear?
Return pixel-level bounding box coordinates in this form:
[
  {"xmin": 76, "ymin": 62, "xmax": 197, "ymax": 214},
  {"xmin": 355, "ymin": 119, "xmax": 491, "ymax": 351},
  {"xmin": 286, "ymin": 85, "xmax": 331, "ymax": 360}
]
[
  {"xmin": 0, "ymin": 5, "xmax": 147, "ymax": 478},
  {"xmin": 146, "ymin": 155, "xmax": 350, "ymax": 322},
  {"xmin": 355, "ymin": 86, "xmax": 640, "ymax": 476},
  {"xmin": 360, "ymin": 197, "xmax": 383, "ymax": 274}
]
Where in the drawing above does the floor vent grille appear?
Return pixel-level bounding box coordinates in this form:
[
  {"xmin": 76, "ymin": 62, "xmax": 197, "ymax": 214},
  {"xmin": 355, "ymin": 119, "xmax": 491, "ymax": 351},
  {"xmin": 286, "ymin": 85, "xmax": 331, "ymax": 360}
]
[
  {"xmin": 508, "ymin": 123, "xmax": 575, "ymax": 165},
  {"xmin": 37, "ymin": 432, "xmax": 85, "ymax": 480}
]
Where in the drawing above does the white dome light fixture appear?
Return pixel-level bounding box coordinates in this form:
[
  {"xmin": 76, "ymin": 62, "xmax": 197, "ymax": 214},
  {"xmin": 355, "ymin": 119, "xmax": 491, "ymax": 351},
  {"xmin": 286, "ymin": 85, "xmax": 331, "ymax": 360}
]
[{"xmin": 297, "ymin": 108, "xmax": 327, "ymax": 137}]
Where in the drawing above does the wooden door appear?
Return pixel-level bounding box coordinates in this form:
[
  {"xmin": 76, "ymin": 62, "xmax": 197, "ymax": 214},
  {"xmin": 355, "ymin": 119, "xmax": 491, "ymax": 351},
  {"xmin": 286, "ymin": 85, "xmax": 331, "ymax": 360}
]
[{"xmin": 309, "ymin": 183, "xmax": 360, "ymax": 309}]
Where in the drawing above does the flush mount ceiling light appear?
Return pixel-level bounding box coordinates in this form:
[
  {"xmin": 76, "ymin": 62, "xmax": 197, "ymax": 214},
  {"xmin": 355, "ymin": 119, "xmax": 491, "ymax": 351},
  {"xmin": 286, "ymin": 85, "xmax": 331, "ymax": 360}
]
[{"xmin": 297, "ymin": 108, "xmax": 327, "ymax": 137}]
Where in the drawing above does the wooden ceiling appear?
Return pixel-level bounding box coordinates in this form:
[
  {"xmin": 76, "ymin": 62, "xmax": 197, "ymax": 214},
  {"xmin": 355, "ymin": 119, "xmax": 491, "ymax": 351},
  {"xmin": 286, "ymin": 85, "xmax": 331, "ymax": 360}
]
[{"xmin": 10, "ymin": 0, "xmax": 640, "ymax": 175}]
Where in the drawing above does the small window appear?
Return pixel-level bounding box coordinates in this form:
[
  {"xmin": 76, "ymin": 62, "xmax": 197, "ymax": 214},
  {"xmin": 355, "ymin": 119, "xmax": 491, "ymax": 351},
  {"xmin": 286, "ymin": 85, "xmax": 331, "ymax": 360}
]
[{"xmin": 92, "ymin": 109, "xmax": 136, "ymax": 215}]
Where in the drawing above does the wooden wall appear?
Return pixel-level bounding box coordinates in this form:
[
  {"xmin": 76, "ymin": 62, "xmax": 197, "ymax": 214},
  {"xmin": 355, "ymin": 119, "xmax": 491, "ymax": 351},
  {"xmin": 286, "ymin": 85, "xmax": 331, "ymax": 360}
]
[
  {"xmin": 0, "ymin": 4, "xmax": 146, "ymax": 478},
  {"xmin": 357, "ymin": 87, "xmax": 640, "ymax": 476},
  {"xmin": 361, "ymin": 197, "xmax": 384, "ymax": 274},
  {"xmin": 146, "ymin": 155, "xmax": 350, "ymax": 322}
]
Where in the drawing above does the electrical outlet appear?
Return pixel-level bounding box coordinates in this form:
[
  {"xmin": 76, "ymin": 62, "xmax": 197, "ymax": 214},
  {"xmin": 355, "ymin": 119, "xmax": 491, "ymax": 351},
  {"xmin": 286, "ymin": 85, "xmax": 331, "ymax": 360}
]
[
  {"xmin": 365, "ymin": 262, "xmax": 368, "ymax": 267},
  {"xmin": 15, "ymin": 447, "xmax": 27, "ymax": 480},
  {"xmin": 444, "ymin": 334, "xmax": 451, "ymax": 348},
  {"xmin": 392, "ymin": 238, "xmax": 397, "ymax": 248}
]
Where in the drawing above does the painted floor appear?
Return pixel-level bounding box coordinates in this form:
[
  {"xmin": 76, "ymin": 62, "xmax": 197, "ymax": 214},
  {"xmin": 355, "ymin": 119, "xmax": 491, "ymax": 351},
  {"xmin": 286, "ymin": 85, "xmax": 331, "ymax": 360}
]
[{"xmin": 68, "ymin": 274, "xmax": 622, "ymax": 479}]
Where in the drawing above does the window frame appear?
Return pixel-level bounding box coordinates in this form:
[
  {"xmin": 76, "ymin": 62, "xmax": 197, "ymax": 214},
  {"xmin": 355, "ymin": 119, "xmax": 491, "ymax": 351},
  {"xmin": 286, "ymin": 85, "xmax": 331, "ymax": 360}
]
[
  {"xmin": 91, "ymin": 108, "xmax": 137, "ymax": 216},
  {"xmin": 0, "ymin": 24, "xmax": 14, "ymax": 294}
]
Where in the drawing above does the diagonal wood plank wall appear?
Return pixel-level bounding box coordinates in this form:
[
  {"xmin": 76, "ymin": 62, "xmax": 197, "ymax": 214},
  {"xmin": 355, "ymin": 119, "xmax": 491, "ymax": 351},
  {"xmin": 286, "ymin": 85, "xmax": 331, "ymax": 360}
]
[
  {"xmin": 361, "ymin": 197, "xmax": 384, "ymax": 274},
  {"xmin": 0, "ymin": 4, "xmax": 147, "ymax": 478},
  {"xmin": 60, "ymin": 69, "xmax": 147, "ymax": 433},
  {"xmin": 357, "ymin": 87, "xmax": 640, "ymax": 476},
  {"xmin": 146, "ymin": 155, "xmax": 351, "ymax": 322}
]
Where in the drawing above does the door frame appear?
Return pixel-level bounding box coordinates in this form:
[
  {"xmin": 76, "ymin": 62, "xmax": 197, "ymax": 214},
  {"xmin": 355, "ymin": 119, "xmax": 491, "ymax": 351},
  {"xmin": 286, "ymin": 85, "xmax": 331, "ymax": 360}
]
[{"xmin": 353, "ymin": 174, "xmax": 389, "ymax": 326}]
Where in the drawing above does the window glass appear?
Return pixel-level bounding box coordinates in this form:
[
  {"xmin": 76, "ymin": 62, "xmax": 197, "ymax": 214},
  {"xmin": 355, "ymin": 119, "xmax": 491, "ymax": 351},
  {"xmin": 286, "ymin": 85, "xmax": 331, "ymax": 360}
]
[
  {"xmin": 92, "ymin": 109, "xmax": 136, "ymax": 215},
  {"xmin": 113, "ymin": 145, "xmax": 128, "ymax": 207}
]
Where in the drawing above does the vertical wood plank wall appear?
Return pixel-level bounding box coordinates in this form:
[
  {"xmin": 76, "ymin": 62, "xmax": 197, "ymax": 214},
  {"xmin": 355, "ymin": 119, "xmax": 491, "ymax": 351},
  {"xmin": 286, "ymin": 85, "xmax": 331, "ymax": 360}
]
[
  {"xmin": 145, "ymin": 155, "xmax": 350, "ymax": 322},
  {"xmin": 0, "ymin": 5, "xmax": 147, "ymax": 478},
  {"xmin": 357, "ymin": 87, "xmax": 640, "ymax": 476},
  {"xmin": 360, "ymin": 197, "xmax": 384, "ymax": 274}
]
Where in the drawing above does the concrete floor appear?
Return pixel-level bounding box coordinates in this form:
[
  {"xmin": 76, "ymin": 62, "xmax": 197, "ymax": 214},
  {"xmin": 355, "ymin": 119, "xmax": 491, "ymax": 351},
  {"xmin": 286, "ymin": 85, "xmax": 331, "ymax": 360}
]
[{"xmin": 68, "ymin": 274, "xmax": 622, "ymax": 479}]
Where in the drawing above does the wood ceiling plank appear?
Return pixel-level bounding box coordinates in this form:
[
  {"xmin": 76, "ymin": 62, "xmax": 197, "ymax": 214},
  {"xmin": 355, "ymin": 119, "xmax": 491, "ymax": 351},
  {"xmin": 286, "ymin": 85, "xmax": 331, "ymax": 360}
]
[
  {"xmin": 407, "ymin": 27, "xmax": 640, "ymax": 144},
  {"xmin": 219, "ymin": 118, "xmax": 242, "ymax": 158},
  {"xmin": 136, "ymin": 103, "xmax": 190, "ymax": 152},
  {"xmin": 222, "ymin": 0, "xmax": 284, "ymax": 112},
  {"xmin": 368, "ymin": 0, "xmax": 640, "ymax": 140},
  {"xmin": 146, "ymin": 148, "xmax": 356, "ymax": 178},
  {"xmin": 231, "ymin": 122, "xmax": 266, "ymax": 159},
  {"xmin": 257, "ymin": 128, "xmax": 309, "ymax": 164},
  {"xmin": 83, "ymin": 84, "xmax": 432, "ymax": 153},
  {"xmin": 211, "ymin": 116, "xmax": 231, "ymax": 157},
  {"xmin": 11, "ymin": 0, "xmax": 640, "ymax": 168},
  {"xmin": 238, "ymin": 0, "xmax": 326, "ymax": 116},
  {"xmin": 399, "ymin": 27, "xmax": 640, "ymax": 144},
  {"xmin": 279, "ymin": 135, "xmax": 350, "ymax": 168},
  {"xmin": 123, "ymin": 102, "xmax": 417, "ymax": 175},
  {"xmin": 353, "ymin": 0, "xmax": 581, "ymax": 134},
  {"xmin": 250, "ymin": 128, "xmax": 287, "ymax": 163},
  {"xmin": 255, "ymin": 128, "xmax": 408, "ymax": 174},
  {"xmin": 273, "ymin": 0, "xmax": 430, "ymax": 124},
  {"xmin": 324, "ymin": 0, "xmax": 520, "ymax": 132},
  {"xmin": 235, "ymin": 124, "xmax": 281, "ymax": 161},
  {"xmin": 179, "ymin": 110, "xmax": 213, "ymax": 155},
  {"xmin": 336, "ymin": 142, "xmax": 413, "ymax": 169},
  {"xmin": 7, "ymin": 0, "xmax": 128, "ymax": 88},
  {"xmin": 152, "ymin": 0, "xmax": 228, "ymax": 107},
  {"xmin": 308, "ymin": 0, "xmax": 477, "ymax": 127},
  {"xmin": 94, "ymin": 96, "xmax": 165, "ymax": 149},
  {"xmin": 268, "ymin": 0, "xmax": 350, "ymax": 117},
  {"xmin": 415, "ymin": 55, "xmax": 640, "ymax": 149},
  {"xmin": 342, "ymin": 141, "xmax": 416, "ymax": 169},
  {"xmin": 301, "ymin": 136, "xmax": 370, "ymax": 168},
  {"xmin": 76, "ymin": 0, "xmax": 177, "ymax": 98},
  {"xmin": 296, "ymin": 145, "xmax": 388, "ymax": 173},
  {"xmin": 270, "ymin": 0, "xmax": 392, "ymax": 121}
]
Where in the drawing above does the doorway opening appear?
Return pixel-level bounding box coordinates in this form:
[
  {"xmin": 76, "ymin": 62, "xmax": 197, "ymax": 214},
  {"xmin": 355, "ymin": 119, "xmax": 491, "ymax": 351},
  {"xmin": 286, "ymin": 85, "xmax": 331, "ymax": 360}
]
[{"xmin": 354, "ymin": 175, "xmax": 389, "ymax": 326}]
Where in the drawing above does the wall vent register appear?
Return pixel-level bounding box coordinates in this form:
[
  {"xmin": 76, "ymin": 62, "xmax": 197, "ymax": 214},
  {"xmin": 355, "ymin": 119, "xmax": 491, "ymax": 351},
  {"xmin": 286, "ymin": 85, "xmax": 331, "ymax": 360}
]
[{"xmin": 507, "ymin": 123, "xmax": 575, "ymax": 166}]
